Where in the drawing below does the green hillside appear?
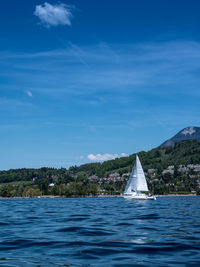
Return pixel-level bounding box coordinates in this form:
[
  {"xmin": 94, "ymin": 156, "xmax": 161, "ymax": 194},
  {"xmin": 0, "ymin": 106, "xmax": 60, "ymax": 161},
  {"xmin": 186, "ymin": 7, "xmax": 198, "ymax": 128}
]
[
  {"xmin": 70, "ymin": 140, "xmax": 200, "ymax": 175},
  {"xmin": 0, "ymin": 140, "xmax": 200, "ymax": 197}
]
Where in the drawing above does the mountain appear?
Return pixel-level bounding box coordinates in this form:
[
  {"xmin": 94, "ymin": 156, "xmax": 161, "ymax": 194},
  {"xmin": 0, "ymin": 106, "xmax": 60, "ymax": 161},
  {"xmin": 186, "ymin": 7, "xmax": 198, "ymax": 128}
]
[{"xmin": 160, "ymin": 126, "xmax": 200, "ymax": 147}]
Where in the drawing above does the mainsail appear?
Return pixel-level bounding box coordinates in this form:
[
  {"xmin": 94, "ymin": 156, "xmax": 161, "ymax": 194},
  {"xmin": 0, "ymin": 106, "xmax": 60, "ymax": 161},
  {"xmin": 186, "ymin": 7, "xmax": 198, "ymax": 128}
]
[{"xmin": 124, "ymin": 155, "xmax": 148, "ymax": 194}]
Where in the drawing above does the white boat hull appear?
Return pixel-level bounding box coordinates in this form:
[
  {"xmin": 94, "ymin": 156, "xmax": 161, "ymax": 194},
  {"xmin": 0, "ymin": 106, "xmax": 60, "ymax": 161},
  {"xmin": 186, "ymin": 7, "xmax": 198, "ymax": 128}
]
[{"xmin": 123, "ymin": 193, "xmax": 156, "ymax": 200}]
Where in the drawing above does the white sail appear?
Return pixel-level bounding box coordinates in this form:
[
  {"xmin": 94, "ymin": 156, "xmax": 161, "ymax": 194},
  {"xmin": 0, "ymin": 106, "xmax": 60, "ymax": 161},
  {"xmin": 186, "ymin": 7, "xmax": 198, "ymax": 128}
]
[
  {"xmin": 135, "ymin": 155, "xmax": 148, "ymax": 192},
  {"xmin": 124, "ymin": 162, "xmax": 136, "ymax": 194},
  {"xmin": 124, "ymin": 155, "xmax": 148, "ymax": 194}
]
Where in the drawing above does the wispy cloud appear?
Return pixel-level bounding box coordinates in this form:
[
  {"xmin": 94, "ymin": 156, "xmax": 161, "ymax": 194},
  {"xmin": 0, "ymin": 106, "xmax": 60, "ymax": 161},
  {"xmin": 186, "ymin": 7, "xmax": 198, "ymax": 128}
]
[
  {"xmin": 34, "ymin": 2, "xmax": 73, "ymax": 27},
  {"xmin": 2, "ymin": 41, "xmax": 200, "ymax": 98},
  {"xmin": 87, "ymin": 153, "xmax": 128, "ymax": 162},
  {"xmin": 1, "ymin": 41, "xmax": 200, "ymax": 129},
  {"xmin": 26, "ymin": 90, "xmax": 33, "ymax": 97}
]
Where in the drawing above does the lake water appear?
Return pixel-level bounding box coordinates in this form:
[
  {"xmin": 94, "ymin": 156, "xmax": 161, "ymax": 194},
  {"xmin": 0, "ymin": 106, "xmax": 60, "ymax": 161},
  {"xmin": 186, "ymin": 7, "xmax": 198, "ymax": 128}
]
[{"xmin": 0, "ymin": 197, "xmax": 199, "ymax": 266}]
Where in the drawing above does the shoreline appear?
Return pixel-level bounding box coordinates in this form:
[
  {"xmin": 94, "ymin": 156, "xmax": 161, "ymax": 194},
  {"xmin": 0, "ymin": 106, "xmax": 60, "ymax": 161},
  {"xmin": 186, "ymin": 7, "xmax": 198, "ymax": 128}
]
[
  {"xmin": 0, "ymin": 194, "xmax": 198, "ymax": 199},
  {"xmin": 157, "ymin": 194, "xmax": 197, "ymax": 197}
]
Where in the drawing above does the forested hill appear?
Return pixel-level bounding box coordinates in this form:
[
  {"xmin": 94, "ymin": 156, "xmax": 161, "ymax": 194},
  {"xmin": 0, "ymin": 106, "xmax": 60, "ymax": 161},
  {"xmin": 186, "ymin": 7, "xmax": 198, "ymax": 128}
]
[
  {"xmin": 0, "ymin": 140, "xmax": 200, "ymax": 197},
  {"xmin": 69, "ymin": 140, "xmax": 200, "ymax": 175}
]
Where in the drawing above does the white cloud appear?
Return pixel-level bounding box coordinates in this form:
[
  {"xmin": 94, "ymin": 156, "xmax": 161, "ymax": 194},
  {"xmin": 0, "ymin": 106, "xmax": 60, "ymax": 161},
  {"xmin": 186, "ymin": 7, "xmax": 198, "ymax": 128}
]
[
  {"xmin": 121, "ymin": 153, "xmax": 129, "ymax": 157},
  {"xmin": 26, "ymin": 90, "xmax": 33, "ymax": 97},
  {"xmin": 34, "ymin": 2, "xmax": 73, "ymax": 27},
  {"xmin": 87, "ymin": 153, "xmax": 128, "ymax": 162}
]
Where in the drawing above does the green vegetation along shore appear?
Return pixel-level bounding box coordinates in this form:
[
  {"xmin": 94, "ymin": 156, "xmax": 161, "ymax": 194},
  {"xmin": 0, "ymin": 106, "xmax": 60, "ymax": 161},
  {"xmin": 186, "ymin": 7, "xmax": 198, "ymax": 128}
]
[{"xmin": 0, "ymin": 140, "xmax": 200, "ymax": 198}]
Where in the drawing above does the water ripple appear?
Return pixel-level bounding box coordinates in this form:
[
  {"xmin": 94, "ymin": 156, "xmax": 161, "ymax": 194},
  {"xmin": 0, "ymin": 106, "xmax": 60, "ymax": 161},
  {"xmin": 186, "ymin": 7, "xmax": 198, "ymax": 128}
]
[{"xmin": 0, "ymin": 197, "xmax": 200, "ymax": 266}]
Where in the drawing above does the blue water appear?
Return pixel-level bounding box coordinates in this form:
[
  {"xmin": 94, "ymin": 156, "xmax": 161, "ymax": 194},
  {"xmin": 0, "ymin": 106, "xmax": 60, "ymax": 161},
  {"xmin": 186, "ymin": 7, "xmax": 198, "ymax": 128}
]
[{"xmin": 0, "ymin": 197, "xmax": 199, "ymax": 266}]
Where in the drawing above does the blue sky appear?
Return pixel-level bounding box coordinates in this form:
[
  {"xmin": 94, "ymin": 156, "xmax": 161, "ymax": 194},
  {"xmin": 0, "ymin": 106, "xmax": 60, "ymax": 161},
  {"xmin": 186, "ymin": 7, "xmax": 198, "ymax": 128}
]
[{"xmin": 1, "ymin": 0, "xmax": 200, "ymax": 169}]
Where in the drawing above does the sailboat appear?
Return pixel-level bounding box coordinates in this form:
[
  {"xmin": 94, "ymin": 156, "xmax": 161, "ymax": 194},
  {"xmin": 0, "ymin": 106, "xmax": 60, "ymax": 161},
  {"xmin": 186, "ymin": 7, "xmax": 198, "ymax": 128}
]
[{"xmin": 123, "ymin": 155, "xmax": 156, "ymax": 200}]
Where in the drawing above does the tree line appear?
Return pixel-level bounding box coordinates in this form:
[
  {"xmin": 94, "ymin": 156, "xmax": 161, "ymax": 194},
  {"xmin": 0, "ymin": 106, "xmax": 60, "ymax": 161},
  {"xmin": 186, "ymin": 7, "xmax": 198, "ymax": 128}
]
[{"xmin": 0, "ymin": 140, "xmax": 200, "ymax": 197}]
